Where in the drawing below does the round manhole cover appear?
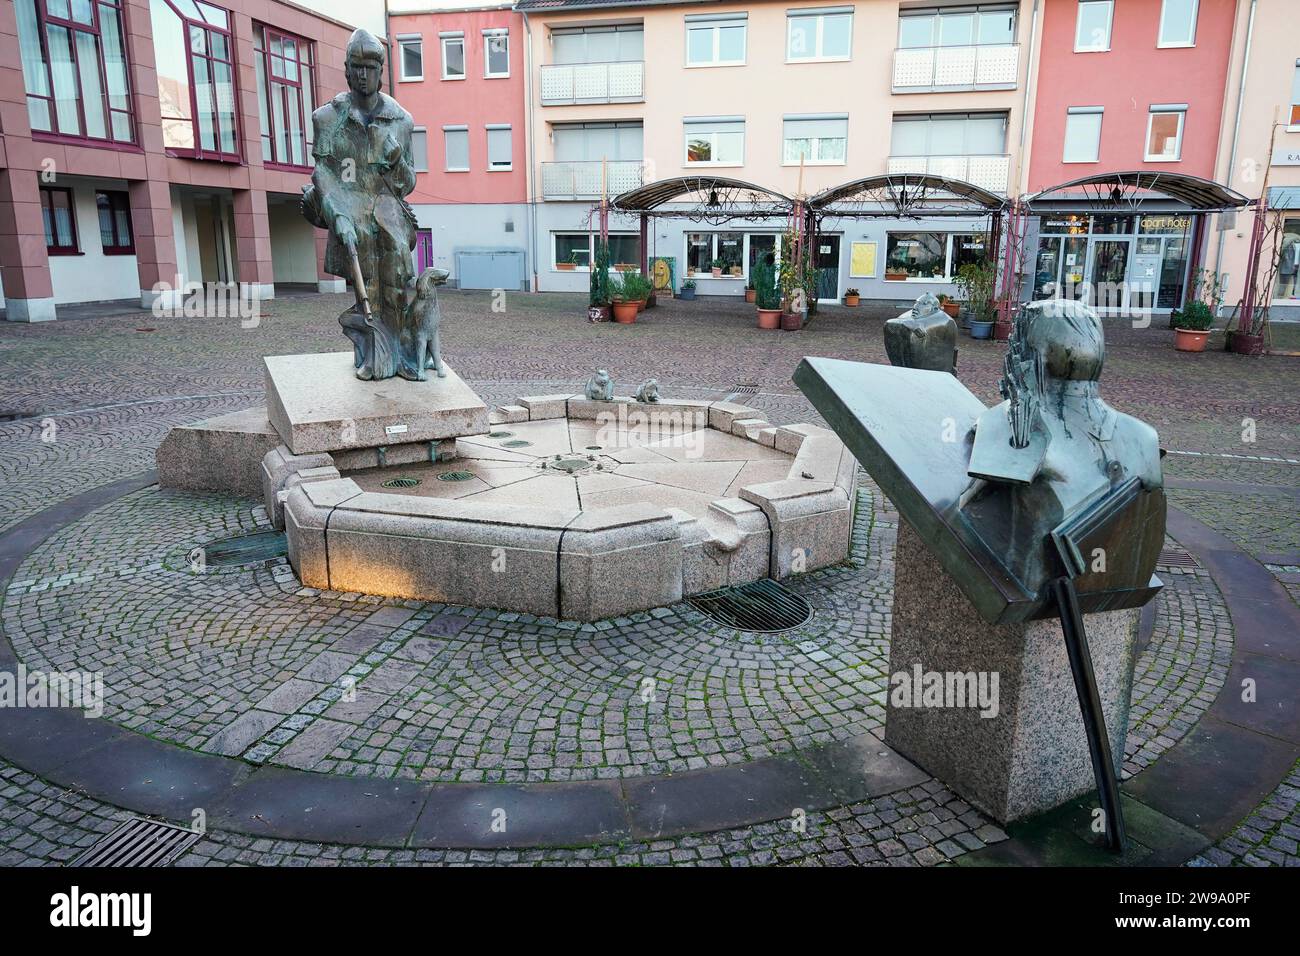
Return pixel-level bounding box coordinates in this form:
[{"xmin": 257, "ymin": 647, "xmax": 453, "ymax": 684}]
[
  {"xmin": 687, "ymin": 579, "xmax": 813, "ymax": 633},
  {"xmin": 436, "ymin": 471, "xmax": 476, "ymax": 482},
  {"xmin": 502, "ymin": 439, "xmax": 532, "ymax": 448},
  {"xmin": 585, "ymin": 445, "xmax": 602, "ymax": 451},
  {"xmin": 381, "ymin": 477, "xmax": 421, "ymax": 488},
  {"xmin": 489, "ymin": 431, "xmax": 513, "ymax": 439},
  {"xmin": 546, "ymin": 457, "xmax": 592, "ymax": 475}
]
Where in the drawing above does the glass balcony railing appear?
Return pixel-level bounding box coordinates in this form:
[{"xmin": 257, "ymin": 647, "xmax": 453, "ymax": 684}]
[
  {"xmin": 540, "ymin": 61, "xmax": 645, "ymax": 105},
  {"xmin": 886, "ymin": 154, "xmax": 1011, "ymax": 194},
  {"xmin": 892, "ymin": 44, "xmax": 1019, "ymax": 92},
  {"xmin": 541, "ymin": 160, "xmax": 644, "ymax": 200}
]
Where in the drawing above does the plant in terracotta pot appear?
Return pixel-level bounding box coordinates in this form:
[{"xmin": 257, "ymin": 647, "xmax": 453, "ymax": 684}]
[
  {"xmin": 937, "ymin": 293, "xmax": 960, "ymax": 318},
  {"xmin": 1173, "ymin": 299, "xmax": 1214, "ymax": 352},
  {"xmin": 843, "ymin": 287, "xmax": 860, "ymax": 307},
  {"xmin": 744, "ymin": 278, "xmax": 757, "ymax": 303},
  {"xmin": 557, "ymin": 250, "xmax": 581, "ymax": 272},
  {"xmin": 753, "ymin": 254, "xmax": 781, "ymax": 330},
  {"xmin": 710, "ymin": 258, "xmax": 724, "ymax": 278},
  {"xmin": 611, "ymin": 272, "xmax": 649, "ymax": 323}
]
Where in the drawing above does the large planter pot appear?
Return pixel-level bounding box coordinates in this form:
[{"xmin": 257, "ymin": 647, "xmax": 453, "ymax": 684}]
[
  {"xmin": 679, "ymin": 287, "xmax": 696, "ymax": 301},
  {"xmin": 843, "ymin": 294, "xmax": 860, "ymax": 307},
  {"xmin": 612, "ymin": 301, "xmax": 639, "ymax": 324},
  {"xmin": 960, "ymin": 308, "xmax": 973, "ymax": 331},
  {"xmin": 993, "ymin": 317, "xmax": 1012, "ymax": 341},
  {"xmin": 556, "ymin": 263, "xmax": 577, "ymax": 272},
  {"xmin": 781, "ymin": 311, "xmax": 803, "ymax": 331},
  {"xmin": 711, "ymin": 268, "xmax": 722, "ymax": 277},
  {"xmin": 941, "ymin": 301, "xmax": 960, "ymax": 319},
  {"xmin": 1174, "ymin": 328, "xmax": 1210, "ymax": 352},
  {"xmin": 635, "ymin": 298, "xmax": 646, "ymax": 313},
  {"xmin": 885, "ymin": 271, "xmax": 908, "ymax": 282},
  {"xmin": 587, "ymin": 304, "xmax": 610, "ymax": 323},
  {"xmin": 756, "ymin": 308, "xmax": 781, "ymax": 330},
  {"xmin": 1229, "ymin": 330, "xmax": 1266, "ymax": 355},
  {"xmin": 969, "ymin": 320, "xmax": 994, "ymax": 340},
  {"xmin": 744, "ymin": 288, "xmax": 756, "ymax": 303}
]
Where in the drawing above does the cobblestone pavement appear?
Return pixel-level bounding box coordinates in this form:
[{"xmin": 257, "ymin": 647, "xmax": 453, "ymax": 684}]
[
  {"xmin": 0, "ymin": 291, "xmax": 1295, "ymax": 865},
  {"xmin": 1190, "ymin": 759, "xmax": 1300, "ymax": 867}
]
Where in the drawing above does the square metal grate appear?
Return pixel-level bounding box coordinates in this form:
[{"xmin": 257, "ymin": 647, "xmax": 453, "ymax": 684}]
[
  {"xmin": 70, "ymin": 818, "xmax": 201, "ymax": 867},
  {"xmin": 688, "ymin": 578, "xmax": 813, "ymax": 633},
  {"xmin": 1157, "ymin": 545, "xmax": 1200, "ymax": 569}
]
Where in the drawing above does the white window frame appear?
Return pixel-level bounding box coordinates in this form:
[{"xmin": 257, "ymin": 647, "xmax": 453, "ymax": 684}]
[
  {"xmin": 1062, "ymin": 107, "xmax": 1103, "ymax": 163},
  {"xmin": 1074, "ymin": 0, "xmax": 1114, "ymax": 53},
  {"xmin": 441, "ymin": 34, "xmax": 465, "ymax": 81},
  {"xmin": 1290, "ymin": 61, "xmax": 1300, "ymax": 130},
  {"xmin": 683, "ymin": 118, "xmax": 745, "ymax": 167},
  {"xmin": 1145, "ymin": 106, "xmax": 1186, "ymax": 162},
  {"xmin": 786, "ymin": 9, "xmax": 854, "ymax": 63},
  {"xmin": 884, "ymin": 232, "xmax": 970, "ymax": 282},
  {"xmin": 685, "ymin": 15, "xmax": 747, "ymax": 68},
  {"xmin": 486, "ymin": 124, "xmax": 512, "ymax": 172},
  {"xmin": 484, "ymin": 30, "xmax": 510, "ymax": 79},
  {"xmin": 553, "ymin": 233, "xmax": 592, "ymax": 272},
  {"xmin": 1157, "ymin": 0, "xmax": 1199, "ymax": 49},
  {"xmin": 443, "ymin": 125, "xmax": 469, "ymax": 172},
  {"xmin": 397, "ymin": 35, "xmax": 424, "ymax": 82},
  {"xmin": 782, "ymin": 115, "xmax": 848, "ymax": 167},
  {"xmin": 684, "ymin": 232, "xmax": 747, "ymax": 278},
  {"xmin": 411, "ymin": 127, "xmax": 429, "ymax": 172}
]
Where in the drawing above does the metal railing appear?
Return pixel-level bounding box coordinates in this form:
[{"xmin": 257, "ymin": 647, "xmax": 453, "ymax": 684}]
[
  {"xmin": 886, "ymin": 154, "xmax": 1011, "ymax": 194},
  {"xmin": 892, "ymin": 43, "xmax": 1019, "ymax": 92},
  {"xmin": 540, "ymin": 160, "xmax": 644, "ymax": 199},
  {"xmin": 540, "ymin": 61, "xmax": 645, "ymax": 105}
]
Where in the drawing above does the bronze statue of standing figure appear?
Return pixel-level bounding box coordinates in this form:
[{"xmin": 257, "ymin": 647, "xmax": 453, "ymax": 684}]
[{"xmin": 301, "ymin": 29, "xmax": 445, "ymax": 381}]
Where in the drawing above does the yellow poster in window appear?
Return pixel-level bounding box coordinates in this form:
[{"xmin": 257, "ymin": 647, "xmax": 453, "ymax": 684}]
[{"xmin": 850, "ymin": 241, "xmax": 877, "ymax": 279}]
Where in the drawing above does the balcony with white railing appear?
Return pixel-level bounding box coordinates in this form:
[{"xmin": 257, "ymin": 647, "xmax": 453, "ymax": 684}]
[
  {"xmin": 541, "ymin": 160, "xmax": 643, "ymax": 200},
  {"xmin": 540, "ymin": 61, "xmax": 645, "ymax": 105},
  {"xmin": 892, "ymin": 44, "xmax": 1020, "ymax": 93},
  {"xmin": 886, "ymin": 154, "xmax": 1011, "ymax": 194}
]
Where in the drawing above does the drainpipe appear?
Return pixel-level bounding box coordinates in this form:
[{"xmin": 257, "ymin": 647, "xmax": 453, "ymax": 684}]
[
  {"xmin": 1016, "ymin": 0, "xmax": 1041, "ymax": 196},
  {"xmin": 384, "ymin": 0, "xmax": 394, "ymax": 94},
  {"xmin": 1215, "ymin": 0, "xmax": 1258, "ymax": 302},
  {"xmin": 523, "ymin": 11, "xmax": 539, "ymax": 292}
]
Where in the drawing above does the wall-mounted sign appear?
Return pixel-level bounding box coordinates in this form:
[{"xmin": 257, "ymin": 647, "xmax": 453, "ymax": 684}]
[
  {"xmin": 1272, "ymin": 147, "xmax": 1300, "ymax": 166},
  {"xmin": 849, "ymin": 241, "xmax": 877, "ymax": 278}
]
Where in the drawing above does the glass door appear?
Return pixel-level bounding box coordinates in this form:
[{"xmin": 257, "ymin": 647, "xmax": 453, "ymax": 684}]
[
  {"xmin": 1087, "ymin": 238, "xmax": 1131, "ymax": 311},
  {"xmin": 814, "ymin": 235, "xmax": 841, "ymax": 301}
]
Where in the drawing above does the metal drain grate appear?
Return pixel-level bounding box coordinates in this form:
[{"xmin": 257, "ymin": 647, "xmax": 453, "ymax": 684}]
[
  {"xmin": 585, "ymin": 445, "xmax": 602, "ymax": 451},
  {"xmin": 71, "ymin": 818, "xmax": 201, "ymax": 867},
  {"xmin": 203, "ymin": 530, "xmax": 287, "ymax": 567},
  {"xmin": 688, "ymin": 578, "xmax": 813, "ymax": 633},
  {"xmin": 1157, "ymin": 546, "xmax": 1200, "ymax": 568},
  {"xmin": 489, "ymin": 430, "xmax": 513, "ymax": 439},
  {"xmin": 732, "ymin": 382, "xmax": 760, "ymax": 394},
  {"xmin": 382, "ymin": 476, "xmax": 421, "ymax": 488},
  {"xmin": 502, "ymin": 439, "xmax": 532, "ymax": 448},
  {"xmin": 437, "ymin": 471, "xmax": 476, "ymax": 482}
]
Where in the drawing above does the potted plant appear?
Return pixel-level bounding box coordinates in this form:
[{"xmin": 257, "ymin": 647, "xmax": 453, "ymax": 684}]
[
  {"xmin": 729, "ymin": 264, "xmax": 743, "ymax": 277},
  {"xmin": 753, "ymin": 254, "xmax": 781, "ymax": 329},
  {"xmin": 744, "ymin": 278, "xmax": 756, "ymax": 303},
  {"xmin": 557, "ymin": 250, "xmax": 581, "ymax": 272},
  {"xmin": 843, "ymin": 288, "xmax": 860, "ymax": 307},
  {"xmin": 680, "ymin": 279, "xmax": 697, "ymax": 301},
  {"xmin": 611, "ymin": 272, "xmax": 648, "ymax": 323},
  {"xmin": 937, "ymin": 293, "xmax": 960, "ymax": 319},
  {"xmin": 885, "ymin": 268, "xmax": 908, "ymax": 281},
  {"xmin": 956, "ymin": 262, "xmax": 996, "ymax": 335},
  {"xmin": 586, "ymin": 238, "xmax": 612, "ymax": 321},
  {"xmin": 710, "ymin": 258, "xmax": 724, "ymax": 278},
  {"xmin": 1173, "ymin": 300, "xmax": 1214, "ymax": 351}
]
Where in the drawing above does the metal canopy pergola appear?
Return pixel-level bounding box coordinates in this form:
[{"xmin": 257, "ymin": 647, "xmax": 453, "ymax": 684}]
[
  {"xmin": 809, "ymin": 173, "xmax": 1006, "ymax": 218},
  {"xmin": 610, "ymin": 175, "xmax": 794, "ymax": 223},
  {"xmin": 1022, "ymin": 170, "xmax": 1251, "ymax": 214}
]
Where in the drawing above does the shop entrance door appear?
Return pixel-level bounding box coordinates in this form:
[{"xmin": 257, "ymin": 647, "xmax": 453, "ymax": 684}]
[
  {"xmin": 1087, "ymin": 239, "xmax": 1131, "ymax": 312},
  {"xmin": 814, "ymin": 235, "xmax": 840, "ymax": 301}
]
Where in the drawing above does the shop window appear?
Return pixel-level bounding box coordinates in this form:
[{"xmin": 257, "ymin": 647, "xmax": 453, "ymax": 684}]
[
  {"xmin": 951, "ymin": 233, "xmax": 990, "ymax": 275},
  {"xmin": 886, "ymin": 233, "xmax": 948, "ymax": 280},
  {"xmin": 685, "ymin": 233, "xmax": 743, "ymax": 276},
  {"xmin": 784, "ymin": 115, "xmax": 847, "ymax": 165},
  {"xmin": 1145, "ymin": 106, "xmax": 1185, "ymax": 161},
  {"xmin": 487, "ymin": 126, "xmax": 512, "ymax": 170},
  {"xmin": 1074, "ymin": 0, "xmax": 1113, "ymax": 52},
  {"xmin": 484, "ymin": 30, "xmax": 509, "ymax": 78},
  {"xmin": 1275, "ymin": 218, "xmax": 1300, "ymax": 301},
  {"xmin": 1158, "ymin": 0, "xmax": 1198, "ymax": 48},
  {"xmin": 95, "ymin": 190, "xmax": 133, "ymax": 254},
  {"xmin": 41, "ymin": 186, "xmax": 78, "ymax": 254},
  {"xmin": 607, "ymin": 235, "xmax": 641, "ymax": 269},
  {"xmin": 398, "ymin": 36, "xmax": 423, "ymax": 81},
  {"xmin": 411, "ymin": 129, "xmax": 428, "ymax": 172},
  {"xmin": 686, "ymin": 15, "xmax": 746, "ymax": 66},
  {"xmin": 16, "ymin": 0, "xmax": 134, "ymax": 144},
  {"xmin": 685, "ymin": 119, "xmax": 744, "ymax": 165},
  {"xmin": 254, "ymin": 24, "xmax": 315, "ymax": 168},
  {"xmin": 444, "ymin": 127, "xmax": 469, "ymax": 171},
  {"xmin": 153, "ymin": 0, "xmax": 238, "ymax": 160},
  {"xmin": 1063, "ymin": 107, "xmax": 1103, "ymax": 163},
  {"xmin": 787, "ymin": 9, "xmax": 853, "ymax": 62},
  {"xmin": 554, "ymin": 233, "xmax": 590, "ymax": 270},
  {"xmin": 442, "ymin": 34, "xmax": 465, "ymax": 79}
]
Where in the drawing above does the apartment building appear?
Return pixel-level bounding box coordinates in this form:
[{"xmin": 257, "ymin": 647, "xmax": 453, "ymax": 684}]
[
  {"xmin": 1024, "ymin": 0, "xmax": 1238, "ymax": 315},
  {"xmin": 1211, "ymin": 0, "xmax": 1300, "ymax": 320},
  {"xmin": 0, "ymin": 0, "xmax": 382, "ymax": 322},
  {"xmin": 389, "ymin": 1, "xmax": 529, "ymax": 290},
  {"xmin": 516, "ymin": 0, "xmax": 1036, "ymax": 300}
]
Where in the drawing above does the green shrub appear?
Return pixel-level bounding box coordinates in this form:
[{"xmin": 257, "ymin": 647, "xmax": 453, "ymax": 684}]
[
  {"xmin": 1176, "ymin": 299, "xmax": 1215, "ymax": 332},
  {"xmin": 752, "ymin": 255, "xmax": 781, "ymax": 310}
]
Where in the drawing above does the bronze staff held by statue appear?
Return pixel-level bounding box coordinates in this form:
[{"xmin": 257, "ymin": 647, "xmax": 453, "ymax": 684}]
[{"xmin": 301, "ymin": 28, "xmax": 444, "ymax": 382}]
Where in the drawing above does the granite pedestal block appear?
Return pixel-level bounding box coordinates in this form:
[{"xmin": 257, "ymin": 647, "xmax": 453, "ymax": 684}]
[
  {"xmin": 265, "ymin": 351, "xmax": 489, "ymax": 455},
  {"xmin": 156, "ymin": 407, "xmax": 281, "ymax": 498},
  {"xmin": 885, "ymin": 520, "xmax": 1139, "ymax": 825}
]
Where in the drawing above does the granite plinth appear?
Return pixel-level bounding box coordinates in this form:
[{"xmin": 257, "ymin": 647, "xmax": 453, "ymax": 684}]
[
  {"xmin": 156, "ymin": 407, "xmax": 281, "ymax": 498},
  {"xmin": 265, "ymin": 351, "xmax": 489, "ymax": 455},
  {"xmin": 885, "ymin": 520, "xmax": 1139, "ymax": 825}
]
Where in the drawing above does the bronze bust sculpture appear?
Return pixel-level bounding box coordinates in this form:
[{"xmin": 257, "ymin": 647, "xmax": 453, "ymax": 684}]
[
  {"xmin": 883, "ymin": 293, "xmax": 958, "ymax": 374},
  {"xmin": 301, "ymin": 29, "xmax": 443, "ymax": 381}
]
